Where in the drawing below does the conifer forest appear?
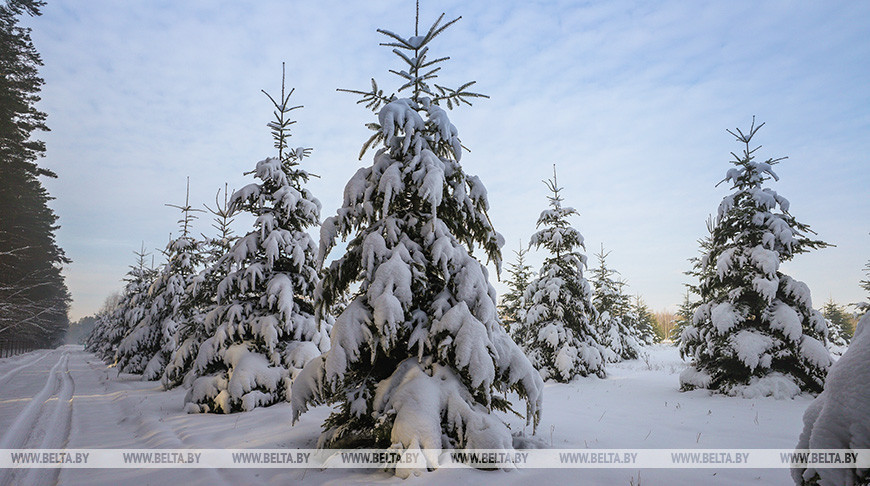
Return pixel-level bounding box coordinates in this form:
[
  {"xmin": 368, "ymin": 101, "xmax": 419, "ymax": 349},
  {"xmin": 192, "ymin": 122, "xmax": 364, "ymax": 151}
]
[{"xmin": 1, "ymin": 2, "xmax": 868, "ymax": 485}]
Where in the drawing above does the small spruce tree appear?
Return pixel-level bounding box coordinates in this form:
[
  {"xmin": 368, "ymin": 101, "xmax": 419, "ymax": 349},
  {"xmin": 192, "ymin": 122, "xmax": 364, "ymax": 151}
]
[
  {"xmin": 85, "ymin": 292, "xmax": 124, "ymax": 361},
  {"xmin": 674, "ymin": 219, "xmax": 716, "ymax": 345},
  {"xmin": 632, "ymin": 295, "xmax": 660, "ymax": 344},
  {"xmin": 821, "ymin": 298, "xmax": 852, "ymax": 348},
  {"xmin": 184, "ymin": 71, "xmax": 328, "ymax": 413},
  {"xmin": 88, "ymin": 246, "xmax": 156, "ymax": 364},
  {"xmin": 289, "ymin": 12, "xmax": 543, "ymax": 470},
  {"xmin": 590, "ymin": 246, "xmax": 643, "ymax": 362},
  {"xmin": 519, "ymin": 168, "xmax": 605, "ymax": 380},
  {"xmin": 163, "ymin": 185, "xmax": 239, "ymax": 389},
  {"xmin": 680, "ymin": 119, "xmax": 831, "ymax": 397},
  {"xmin": 116, "ymin": 182, "xmax": 205, "ymax": 379},
  {"xmin": 856, "ymin": 258, "xmax": 870, "ymax": 313},
  {"xmin": 671, "ymin": 290, "xmax": 696, "ymax": 344},
  {"xmin": 498, "ymin": 243, "xmax": 533, "ymax": 331}
]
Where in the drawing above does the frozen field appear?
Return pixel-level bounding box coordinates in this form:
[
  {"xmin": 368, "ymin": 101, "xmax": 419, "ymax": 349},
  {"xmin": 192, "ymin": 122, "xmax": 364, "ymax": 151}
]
[{"xmin": 0, "ymin": 344, "xmax": 813, "ymax": 485}]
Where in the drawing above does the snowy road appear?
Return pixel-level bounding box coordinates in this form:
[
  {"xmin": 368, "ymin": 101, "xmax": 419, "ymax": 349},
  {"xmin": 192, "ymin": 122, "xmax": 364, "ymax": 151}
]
[
  {"xmin": 0, "ymin": 345, "xmax": 811, "ymax": 485},
  {"xmin": 0, "ymin": 348, "xmax": 74, "ymax": 486},
  {"xmin": 0, "ymin": 346, "xmax": 340, "ymax": 485},
  {"xmin": 0, "ymin": 346, "xmax": 235, "ymax": 485}
]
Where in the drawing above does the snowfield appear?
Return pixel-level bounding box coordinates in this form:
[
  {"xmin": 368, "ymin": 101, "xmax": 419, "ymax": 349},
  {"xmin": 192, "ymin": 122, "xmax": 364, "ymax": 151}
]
[{"xmin": 0, "ymin": 344, "xmax": 814, "ymax": 485}]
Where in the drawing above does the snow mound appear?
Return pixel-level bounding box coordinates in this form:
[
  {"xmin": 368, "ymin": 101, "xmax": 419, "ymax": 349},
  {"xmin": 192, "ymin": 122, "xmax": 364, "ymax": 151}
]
[
  {"xmin": 793, "ymin": 311, "xmax": 870, "ymax": 486},
  {"xmin": 730, "ymin": 372, "xmax": 801, "ymax": 399}
]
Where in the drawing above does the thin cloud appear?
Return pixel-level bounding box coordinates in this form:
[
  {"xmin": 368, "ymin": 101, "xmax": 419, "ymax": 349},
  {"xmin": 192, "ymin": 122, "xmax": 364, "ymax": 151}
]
[{"xmin": 22, "ymin": 0, "xmax": 870, "ymax": 319}]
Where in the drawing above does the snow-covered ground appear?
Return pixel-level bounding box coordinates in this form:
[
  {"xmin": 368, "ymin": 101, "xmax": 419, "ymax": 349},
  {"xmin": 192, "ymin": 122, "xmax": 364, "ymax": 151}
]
[{"xmin": 0, "ymin": 344, "xmax": 813, "ymax": 485}]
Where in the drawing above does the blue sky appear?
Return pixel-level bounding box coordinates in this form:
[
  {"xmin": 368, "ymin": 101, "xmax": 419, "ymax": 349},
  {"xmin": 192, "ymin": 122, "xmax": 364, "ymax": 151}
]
[{"xmin": 21, "ymin": 1, "xmax": 870, "ymax": 320}]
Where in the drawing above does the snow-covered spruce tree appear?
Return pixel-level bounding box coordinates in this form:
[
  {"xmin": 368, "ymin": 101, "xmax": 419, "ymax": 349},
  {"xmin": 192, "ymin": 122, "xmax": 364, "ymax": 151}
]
[
  {"xmin": 671, "ymin": 290, "xmax": 696, "ymax": 344},
  {"xmin": 88, "ymin": 246, "xmax": 156, "ymax": 363},
  {"xmin": 85, "ymin": 293, "xmax": 124, "ymax": 361},
  {"xmin": 821, "ymin": 298, "xmax": 852, "ymax": 350},
  {"xmin": 498, "ymin": 243, "xmax": 533, "ymax": 331},
  {"xmin": 632, "ymin": 295, "xmax": 660, "ymax": 344},
  {"xmin": 674, "ymin": 219, "xmax": 716, "ymax": 345},
  {"xmin": 680, "ymin": 119, "xmax": 831, "ymax": 397},
  {"xmin": 84, "ymin": 311, "xmax": 111, "ymax": 356},
  {"xmin": 116, "ymin": 184, "xmax": 204, "ymax": 378},
  {"xmin": 856, "ymin": 258, "xmax": 870, "ymax": 313},
  {"xmin": 290, "ymin": 14, "xmax": 543, "ymax": 467},
  {"xmin": 115, "ymin": 251, "xmax": 159, "ymax": 367},
  {"xmin": 792, "ymin": 311, "xmax": 870, "ymax": 486},
  {"xmin": 85, "ymin": 248, "xmax": 148, "ymax": 363},
  {"xmin": 113, "ymin": 268, "xmax": 160, "ymax": 373},
  {"xmin": 163, "ymin": 185, "xmax": 239, "ymax": 389},
  {"xmin": 590, "ymin": 246, "xmax": 644, "ymax": 362},
  {"xmin": 518, "ymin": 169, "xmax": 605, "ymax": 381},
  {"xmin": 184, "ymin": 73, "xmax": 328, "ymax": 413}
]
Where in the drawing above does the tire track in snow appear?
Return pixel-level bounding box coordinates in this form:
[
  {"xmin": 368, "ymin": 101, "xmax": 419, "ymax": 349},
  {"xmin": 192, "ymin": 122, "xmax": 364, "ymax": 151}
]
[
  {"xmin": 0, "ymin": 350, "xmax": 66, "ymax": 450},
  {"xmin": 0, "ymin": 350, "xmax": 68, "ymax": 486},
  {"xmin": 19, "ymin": 352, "xmax": 76, "ymax": 486},
  {"xmin": 37, "ymin": 353, "xmax": 75, "ymax": 447},
  {"xmin": 0, "ymin": 349, "xmax": 52, "ymax": 389}
]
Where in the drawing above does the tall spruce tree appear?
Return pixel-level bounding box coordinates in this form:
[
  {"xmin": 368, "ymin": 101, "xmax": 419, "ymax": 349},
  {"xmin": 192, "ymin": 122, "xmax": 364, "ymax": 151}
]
[
  {"xmin": 680, "ymin": 119, "xmax": 831, "ymax": 397},
  {"xmin": 590, "ymin": 246, "xmax": 643, "ymax": 362},
  {"xmin": 498, "ymin": 243, "xmax": 533, "ymax": 330},
  {"xmin": 290, "ymin": 12, "xmax": 542, "ymax": 470},
  {"xmin": 0, "ymin": 0, "xmax": 70, "ymax": 350},
  {"xmin": 184, "ymin": 71, "xmax": 328, "ymax": 413},
  {"xmin": 519, "ymin": 169, "xmax": 605, "ymax": 380}
]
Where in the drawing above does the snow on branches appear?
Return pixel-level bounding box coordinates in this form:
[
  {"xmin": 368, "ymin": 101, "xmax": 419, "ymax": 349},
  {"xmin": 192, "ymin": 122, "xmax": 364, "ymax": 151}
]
[
  {"xmin": 184, "ymin": 74, "xmax": 328, "ymax": 413},
  {"xmin": 498, "ymin": 244, "xmax": 534, "ymax": 330},
  {"xmin": 290, "ymin": 13, "xmax": 541, "ymax": 474},
  {"xmin": 115, "ymin": 185, "xmax": 205, "ymax": 378},
  {"xmin": 680, "ymin": 118, "xmax": 831, "ymax": 398},
  {"xmin": 162, "ymin": 186, "xmax": 240, "ymax": 390},
  {"xmin": 517, "ymin": 168, "xmax": 606, "ymax": 381},
  {"xmin": 591, "ymin": 247, "xmax": 648, "ymax": 362}
]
